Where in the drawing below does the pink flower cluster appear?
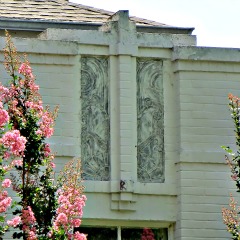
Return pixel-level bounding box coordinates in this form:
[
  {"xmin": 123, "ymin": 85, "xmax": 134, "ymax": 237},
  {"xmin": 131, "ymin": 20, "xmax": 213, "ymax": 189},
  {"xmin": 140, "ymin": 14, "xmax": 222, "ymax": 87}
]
[
  {"xmin": 22, "ymin": 206, "xmax": 36, "ymax": 226},
  {"xmin": 0, "ymin": 190, "xmax": 12, "ymax": 213},
  {"xmin": 0, "ymin": 130, "xmax": 27, "ymax": 158},
  {"xmin": 19, "ymin": 62, "xmax": 34, "ymax": 79},
  {"xmin": 43, "ymin": 143, "xmax": 51, "ymax": 157},
  {"xmin": 0, "ymin": 84, "xmax": 9, "ymax": 101},
  {"xmin": 7, "ymin": 216, "xmax": 21, "ymax": 227},
  {"xmin": 25, "ymin": 100, "xmax": 55, "ymax": 139},
  {"xmin": 22, "ymin": 206, "xmax": 37, "ymax": 240},
  {"xmin": 2, "ymin": 178, "xmax": 11, "ymax": 188},
  {"xmin": 53, "ymin": 187, "xmax": 87, "ymax": 239},
  {"xmin": 0, "ymin": 35, "xmax": 62, "ymax": 239},
  {"xmin": 11, "ymin": 159, "xmax": 23, "ymax": 167},
  {"xmin": 1, "ymin": 60, "xmax": 56, "ymax": 143},
  {"xmin": 37, "ymin": 111, "xmax": 54, "ymax": 138},
  {"xmin": 0, "ymin": 178, "xmax": 12, "ymax": 216},
  {"xmin": 73, "ymin": 231, "xmax": 87, "ymax": 240},
  {"xmin": 25, "ymin": 100, "xmax": 43, "ymax": 113},
  {"xmin": 222, "ymin": 194, "xmax": 240, "ymax": 238},
  {"xmin": 18, "ymin": 62, "xmax": 40, "ymax": 94},
  {"xmin": 0, "ymin": 102, "xmax": 9, "ymax": 128}
]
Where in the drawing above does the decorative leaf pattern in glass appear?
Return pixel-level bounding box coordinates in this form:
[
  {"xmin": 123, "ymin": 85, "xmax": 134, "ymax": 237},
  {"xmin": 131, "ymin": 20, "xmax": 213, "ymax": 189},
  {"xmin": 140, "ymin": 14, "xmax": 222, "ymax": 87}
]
[
  {"xmin": 137, "ymin": 59, "xmax": 164, "ymax": 183},
  {"xmin": 81, "ymin": 57, "xmax": 110, "ymax": 181}
]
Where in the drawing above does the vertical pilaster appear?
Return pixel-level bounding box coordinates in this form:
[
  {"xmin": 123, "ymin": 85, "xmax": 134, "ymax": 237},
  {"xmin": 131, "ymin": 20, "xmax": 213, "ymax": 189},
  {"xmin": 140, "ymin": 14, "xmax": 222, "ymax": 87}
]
[
  {"xmin": 110, "ymin": 55, "xmax": 120, "ymax": 182},
  {"xmin": 105, "ymin": 10, "xmax": 138, "ymax": 211},
  {"xmin": 119, "ymin": 55, "xmax": 135, "ymax": 181}
]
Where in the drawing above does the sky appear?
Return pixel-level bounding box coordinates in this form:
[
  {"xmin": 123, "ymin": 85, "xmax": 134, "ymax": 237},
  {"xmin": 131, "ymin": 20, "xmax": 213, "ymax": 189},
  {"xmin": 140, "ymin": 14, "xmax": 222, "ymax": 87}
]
[{"xmin": 70, "ymin": 0, "xmax": 240, "ymax": 49}]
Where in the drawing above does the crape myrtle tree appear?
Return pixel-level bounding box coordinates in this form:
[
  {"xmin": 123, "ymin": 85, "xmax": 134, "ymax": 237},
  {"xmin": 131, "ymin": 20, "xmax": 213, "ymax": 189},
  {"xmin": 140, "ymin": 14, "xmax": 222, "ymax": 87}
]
[
  {"xmin": 0, "ymin": 31, "xmax": 86, "ymax": 240},
  {"xmin": 222, "ymin": 94, "xmax": 240, "ymax": 240}
]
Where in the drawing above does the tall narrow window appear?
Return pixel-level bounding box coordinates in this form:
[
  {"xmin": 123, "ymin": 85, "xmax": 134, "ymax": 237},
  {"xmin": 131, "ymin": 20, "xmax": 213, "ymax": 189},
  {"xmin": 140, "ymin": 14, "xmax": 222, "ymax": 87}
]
[
  {"xmin": 137, "ymin": 59, "xmax": 164, "ymax": 183},
  {"xmin": 81, "ymin": 57, "xmax": 110, "ymax": 181}
]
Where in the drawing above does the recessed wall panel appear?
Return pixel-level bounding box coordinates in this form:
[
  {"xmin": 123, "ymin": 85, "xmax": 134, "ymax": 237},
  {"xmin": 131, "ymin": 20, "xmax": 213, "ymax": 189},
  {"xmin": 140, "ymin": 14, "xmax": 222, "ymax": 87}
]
[
  {"xmin": 137, "ymin": 59, "xmax": 164, "ymax": 183},
  {"xmin": 81, "ymin": 57, "xmax": 110, "ymax": 181}
]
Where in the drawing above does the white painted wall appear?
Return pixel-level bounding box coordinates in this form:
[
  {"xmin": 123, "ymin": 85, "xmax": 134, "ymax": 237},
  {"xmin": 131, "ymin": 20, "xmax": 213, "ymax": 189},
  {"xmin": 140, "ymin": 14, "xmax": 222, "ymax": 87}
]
[{"xmin": 173, "ymin": 48, "xmax": 240, "ymax": 239}]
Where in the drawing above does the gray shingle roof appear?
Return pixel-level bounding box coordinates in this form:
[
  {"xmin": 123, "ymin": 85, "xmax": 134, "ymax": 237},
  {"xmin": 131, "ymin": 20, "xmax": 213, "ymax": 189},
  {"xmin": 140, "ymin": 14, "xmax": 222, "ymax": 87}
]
[{"xmin": 0, "ymin": 0, "xmax": 169, "ymax": 27}]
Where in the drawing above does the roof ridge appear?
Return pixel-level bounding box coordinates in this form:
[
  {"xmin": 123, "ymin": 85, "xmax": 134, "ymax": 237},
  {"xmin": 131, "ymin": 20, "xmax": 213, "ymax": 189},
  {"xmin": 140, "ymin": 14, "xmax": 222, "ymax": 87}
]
[
  {"xmin": 67, "ymin": 1, "xmax": 169, "ymax": 26},
  {"xmin": 0, "ymin": 0, "xmax": 171, "ymax": 27},
  {"xmin": 68, "ymin": 1, "xmax": 114, "ymax": 15},
  {"xmin": 49, "ymin": 0, "xmax": 166, "ymax": 26}
]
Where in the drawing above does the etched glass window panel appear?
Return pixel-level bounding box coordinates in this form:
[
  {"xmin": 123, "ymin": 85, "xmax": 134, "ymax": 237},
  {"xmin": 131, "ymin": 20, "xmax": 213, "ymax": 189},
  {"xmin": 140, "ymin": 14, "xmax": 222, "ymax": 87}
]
[
  {"xmin": 137, "ymin": 59, "xmax": 164, "ymax": 183},
  {"xmin": 81, "ymin": 57, "xmax": 110, "ymax": 181}
]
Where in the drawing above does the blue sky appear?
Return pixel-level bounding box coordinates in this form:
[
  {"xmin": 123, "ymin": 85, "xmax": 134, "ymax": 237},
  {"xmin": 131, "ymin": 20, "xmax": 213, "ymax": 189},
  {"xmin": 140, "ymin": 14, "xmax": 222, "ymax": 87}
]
[{"xmin": 70, "ymin": 0, "xmax": 240, "ymax": 48}]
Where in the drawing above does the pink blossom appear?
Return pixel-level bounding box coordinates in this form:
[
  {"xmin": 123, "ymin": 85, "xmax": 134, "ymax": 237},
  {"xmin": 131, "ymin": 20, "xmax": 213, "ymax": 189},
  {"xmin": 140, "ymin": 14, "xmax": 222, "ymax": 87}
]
[
  {"xmin": 18, "ymin": 62, "xmax": 41, "ymax": 95},
  {"xmin": 0, "ymin": 197, "xmax": 12, "ymax": 212},
  {"xmin": 11, "ymin": 159, "xmax": 23, "ymax": 167},
  {"xmin": 0, "ymin": 190, "xmax": 12, "ymax": 213},
  {"xmin": 22, "ymin": 206, "xmax": 36, "ymax": 226},
  {"xmin": 25, "ymin": 101, "xmax": 43, "ymax": 113},
  {"xmin": 29, "ymin": 82, "xmax": 39, "ymax": 92},
  {"xmin": 27, "ymin": 230, "xmax": 37, "ymax": 240},
  {"xmin": 44, "ymin": 143, "xmax": 51, "ymax": 157},
  {"xmin": 18, "ymin": 63, "xmax": 34, "ymax": 79},
  {"xmin": 0, "ymin": 130, "xmax": 27, "ymax": 157},
  {"xmin": 231, "ymin": 173, "xmax": 238, "ymax": 181},
  {"xmin": 7, "ymin": 216, "xmax": 21, "ymax": 227},
  {"xmin": 35, "ymin": 129, "xmax": 42, "ymax": 135},
  {"xmin": 3, "ymin": 165, "xmax": 11, "ymax": 171},
  {"xmin": 47, "ymin": 231, "xmax": 53, "ymax": 238},
  {"xmin": 53, "ymin": 186, "xmax": 86, "ymax": 234},
  {"xmin": 0, "ymin": 84, "xmax": 9, "ymax": 101},
  {"xmin": 21, "ymin": 206, "xmax": 37, "ymax": 240},
  {"xmin": 3, "ymin": 151, "xmax": 10, "ymax": 159},
  {"xmin": 12, "ymin": 99, "xmax": 18, "ymax": 108},
  {"xmin": 73, "ymin": 231, "xmax": 87, "ymax": 240},
  {"xmin": 2, "ymin": 178, "xmax": 11, "ymax": 188},
  {"xmin": 0, "ymin": 108, "xmax": 9, "ymax": 128},
  {"xmin": 50, "ymin": 161, "xmax": 56, "ymax": 168},
  {"xmin": 38, "ymin": 111, "xmax": 54, "ymax": 138},
  {"xmin": 55, "ymin": 213, "xmax": 68, "ymax": 227},
  {"xmin": 71, "ymin": 218, "xmax": 81, "ymax": 228}
]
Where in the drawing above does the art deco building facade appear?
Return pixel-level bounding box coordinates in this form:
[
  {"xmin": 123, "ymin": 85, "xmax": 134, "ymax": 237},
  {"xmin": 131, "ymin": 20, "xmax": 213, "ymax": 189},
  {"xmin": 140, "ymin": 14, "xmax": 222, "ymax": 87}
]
[{"xmin": 0, "ymin": 1, "xmax": 239, "ymax": 239}]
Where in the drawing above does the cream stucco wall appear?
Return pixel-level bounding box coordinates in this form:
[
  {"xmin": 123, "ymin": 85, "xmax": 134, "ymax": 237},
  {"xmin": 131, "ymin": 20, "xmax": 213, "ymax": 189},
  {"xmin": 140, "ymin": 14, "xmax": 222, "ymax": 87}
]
[{"xmin": 0, "ymin": 10, "xmax": 240, "ymax": 240}]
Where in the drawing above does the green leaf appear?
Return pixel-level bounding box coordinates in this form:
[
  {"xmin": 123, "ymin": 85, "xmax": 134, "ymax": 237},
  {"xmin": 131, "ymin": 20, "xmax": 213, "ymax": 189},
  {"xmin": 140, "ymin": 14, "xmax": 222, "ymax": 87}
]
[
  {"xmin": 0, "ymin": 216, "xmax": 5, "ymax": 222},
  {"xmin": 221, "ymin": 146, "xmax": 235, "ymax": 155}
]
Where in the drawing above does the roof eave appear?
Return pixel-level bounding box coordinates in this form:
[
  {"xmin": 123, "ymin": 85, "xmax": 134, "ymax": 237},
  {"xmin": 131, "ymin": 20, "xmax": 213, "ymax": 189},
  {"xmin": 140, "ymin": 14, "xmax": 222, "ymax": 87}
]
[
  {"xmin": 0, "ymin": 18, "xmax": 194, "ymax": 34},
  {"xmin": 136, "ymin": 25, "xmax": 194, "ymax": 34}
]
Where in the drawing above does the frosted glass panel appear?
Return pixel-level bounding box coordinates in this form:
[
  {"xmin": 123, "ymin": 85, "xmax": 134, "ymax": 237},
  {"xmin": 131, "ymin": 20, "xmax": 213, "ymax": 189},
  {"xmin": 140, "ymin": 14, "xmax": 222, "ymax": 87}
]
[
  {"xmin": 137, "ymin": 59, "xmax": 164, "ymax": 183},
  {"xmin": 81, "ymin": 57, "xmax": 110, "ymax": 181}
]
